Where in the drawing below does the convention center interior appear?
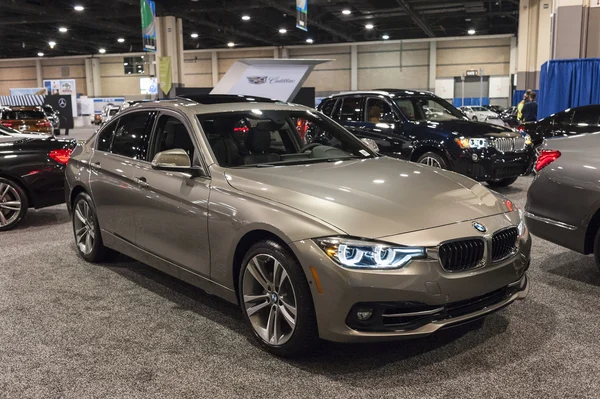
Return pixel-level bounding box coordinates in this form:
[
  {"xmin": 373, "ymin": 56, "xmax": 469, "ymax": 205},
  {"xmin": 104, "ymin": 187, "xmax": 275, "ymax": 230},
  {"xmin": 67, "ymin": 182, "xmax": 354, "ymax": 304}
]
[{"xmin": 2, "ymin": 0, "xmax": 600, "ymax": 397}]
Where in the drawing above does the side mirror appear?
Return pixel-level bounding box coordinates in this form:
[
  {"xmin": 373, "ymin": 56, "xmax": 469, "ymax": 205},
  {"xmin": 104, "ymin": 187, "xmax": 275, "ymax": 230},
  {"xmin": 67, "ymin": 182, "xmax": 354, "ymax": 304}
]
[
  {"xmin": 361, "ymin": 138, "xmax": 380, "ymax": 153},
  {"xmin": 151, "ymin": 149, "xmax": 203, "ymax": 176},
  {"xmin": 381, "ymin": 114, "xmax": 397, "ymax": 124}
]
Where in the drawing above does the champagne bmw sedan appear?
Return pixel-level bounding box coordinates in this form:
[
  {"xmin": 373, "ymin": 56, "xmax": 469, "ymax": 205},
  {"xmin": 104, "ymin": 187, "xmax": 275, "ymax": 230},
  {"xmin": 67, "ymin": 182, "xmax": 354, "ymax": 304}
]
[{"xmin": 65, "ymin": 95, "xmax": 531, "ymax": 356}]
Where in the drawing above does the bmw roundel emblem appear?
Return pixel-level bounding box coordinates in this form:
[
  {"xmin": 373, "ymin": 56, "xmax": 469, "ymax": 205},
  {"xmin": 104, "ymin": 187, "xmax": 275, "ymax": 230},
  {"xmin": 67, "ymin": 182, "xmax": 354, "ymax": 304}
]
[{"xmin": 473, "ymin": 222, "xmax": 487, "ymax": 233}]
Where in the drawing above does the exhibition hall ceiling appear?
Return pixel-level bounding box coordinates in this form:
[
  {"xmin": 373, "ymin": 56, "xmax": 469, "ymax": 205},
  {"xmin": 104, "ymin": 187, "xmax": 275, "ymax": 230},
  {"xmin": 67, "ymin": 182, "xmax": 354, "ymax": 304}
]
[{"xmin": 0, "ymin": 0, "xmax": 519, "ymax": 58}]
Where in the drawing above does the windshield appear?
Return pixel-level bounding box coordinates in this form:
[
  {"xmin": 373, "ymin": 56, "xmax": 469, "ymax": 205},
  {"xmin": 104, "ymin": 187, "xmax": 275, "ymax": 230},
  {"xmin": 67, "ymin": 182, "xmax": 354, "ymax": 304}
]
[
  {"xmin": 197, "ymin": 109, "xmax": 376, "ymax": 167},
  {"xmin": 394, "ymin": 97, "xmax": 464, "ymax": 122},
  {"xmin": 472, "ymin": 106, "xmax": 486, "ymax": 112},
  {"xmin": 2, "ymin": 110, "xmax": 45, "ymax": 120}
]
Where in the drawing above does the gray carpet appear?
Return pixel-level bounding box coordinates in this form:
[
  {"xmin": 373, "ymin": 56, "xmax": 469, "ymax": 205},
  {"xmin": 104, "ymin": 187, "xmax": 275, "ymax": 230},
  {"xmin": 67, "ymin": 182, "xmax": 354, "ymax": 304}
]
[{"xmin": 2, "ymin": 156, "xmax": 600, "ymax": 397}]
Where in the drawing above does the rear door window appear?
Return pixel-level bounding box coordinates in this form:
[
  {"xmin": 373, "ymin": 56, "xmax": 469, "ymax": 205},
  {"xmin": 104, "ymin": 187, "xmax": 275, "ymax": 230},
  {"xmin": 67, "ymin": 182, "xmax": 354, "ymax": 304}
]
[
  {"xmin": 97, "ymin": 119, "xmax": 120, "ymax": 152},
  {"xmin": 319, "ymin": 99, "xmax": 337, "ymax": 117},
  {"xmin": 2, "ymin": 110, "xmax": 45, "ymax": 120},
  {"xmin": 571, "ymin": 108, "xmax": 600, "ymax": 126},
  {"xmin": 338, "ymin": 96, "xmax": 363, "ymax": 122},
  {"xmin": 110, "ymin": 111, "xmax": 156, "ymax": 159}
]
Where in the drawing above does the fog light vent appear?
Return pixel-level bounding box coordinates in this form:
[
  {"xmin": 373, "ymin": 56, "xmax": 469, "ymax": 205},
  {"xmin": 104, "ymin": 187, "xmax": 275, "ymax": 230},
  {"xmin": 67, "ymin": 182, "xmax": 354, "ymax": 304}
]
[{"xmin": 356, "ymin": 309, "xmax": 373, "ymax": 321}]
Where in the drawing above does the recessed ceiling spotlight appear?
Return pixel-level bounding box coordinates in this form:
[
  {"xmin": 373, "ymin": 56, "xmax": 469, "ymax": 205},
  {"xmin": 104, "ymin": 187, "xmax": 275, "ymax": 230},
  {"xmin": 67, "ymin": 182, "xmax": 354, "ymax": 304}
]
[
  {"xmin": 117, "ymin": 38, "xmax": 125, "ymax": 43},
  {"xmin": 342, "ymin": 9, "xmax": 351, "ymax": 15},
  {"xmin": 306, "ymin": 38, "xmax": 314, "ymax": 43},
  {"xmin": 227, "ymin": 42, "xmax": 235, "ymax": 47},
  {"xmin": 382, "ymin": 34, "xmax": 389, "ymax": 40},
  {"xmin": 190, "ymin": 33, "xmax": 199, "ymax": 38},
  {"xmin": 37, "ymin": 52, "xmax": 44, "ymax": 57},
  {"xmin": 467, "ymin": 29, "xmax": 476, "ymax": 35},
  {"xmin": 74, "ymin": 5, "xmax": 84, "ymax": 11},
  {"xmin": 242, "ymin": 15, "xmax": 251, "ymax": 21},
  {"xmin": 58, "ymin": 27, "xmax": 68, "ymax": 33},
  {"xmin": 365, "ymin": 24, "xmax": 374, "ymax": 29},
  {"xmin": 465, "ymin": 18, "xmax": 471, "ymax": 22},
  {"xmin": 99, "ymin": 48, "xmax": 106, "ymax": 54},
  {"xmin": 48, "ymin": 41, "xmax": 56, "ymax": 48},
  {"xmin": 279, "ymin": 28, "xmax": 287, "ymax": 34}
]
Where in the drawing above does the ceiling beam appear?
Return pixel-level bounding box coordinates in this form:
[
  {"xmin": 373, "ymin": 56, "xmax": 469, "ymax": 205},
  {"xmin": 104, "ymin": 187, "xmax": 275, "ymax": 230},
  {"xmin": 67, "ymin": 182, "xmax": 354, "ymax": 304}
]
[
  {"xmin": 258, "ymin": 0, "xmax": 355, "ymax": 42},
  {"xmin": 394, "ymin": 0, "xmax": 435, "ymax": 37}
]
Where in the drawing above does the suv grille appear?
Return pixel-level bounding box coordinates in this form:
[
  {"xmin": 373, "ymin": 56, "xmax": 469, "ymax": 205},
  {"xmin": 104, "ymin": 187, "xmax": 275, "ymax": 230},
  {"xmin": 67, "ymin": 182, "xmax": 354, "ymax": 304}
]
[
  {"xmin": 438, "ymin": 239, "xmax": 485, "ymax": 272},
  {"xmin": 491, "ymin": 227, "xmax": 518, "ymax": 261},
  {"xmin": 493, "ymin": 137, "xmax": 526, "ymax": 153}
]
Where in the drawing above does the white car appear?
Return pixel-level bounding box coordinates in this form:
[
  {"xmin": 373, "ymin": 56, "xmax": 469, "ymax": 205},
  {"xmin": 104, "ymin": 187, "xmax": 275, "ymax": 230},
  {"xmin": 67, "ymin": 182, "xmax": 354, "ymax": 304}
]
[{"xmin": 460, "ymin": 106, "xmax": 498, "ymax": 122}]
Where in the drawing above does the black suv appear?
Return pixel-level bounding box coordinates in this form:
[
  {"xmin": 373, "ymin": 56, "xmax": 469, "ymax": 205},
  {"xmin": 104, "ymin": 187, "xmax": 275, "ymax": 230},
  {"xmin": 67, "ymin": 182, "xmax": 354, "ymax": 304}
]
[{"xmin": 318, "ymin": 90, "xmax": 535, "ymax": 187}]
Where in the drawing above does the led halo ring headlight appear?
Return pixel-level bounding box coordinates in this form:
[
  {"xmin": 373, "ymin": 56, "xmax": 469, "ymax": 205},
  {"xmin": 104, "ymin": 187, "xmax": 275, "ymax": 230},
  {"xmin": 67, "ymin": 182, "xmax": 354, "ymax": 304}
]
[
  {"xmin": 314, "ymin": 237, "xmax": 426, "ymax": 270},
  {"xmin": 455, "ymin": 137, "xmax": 489, "ymax": 149}
]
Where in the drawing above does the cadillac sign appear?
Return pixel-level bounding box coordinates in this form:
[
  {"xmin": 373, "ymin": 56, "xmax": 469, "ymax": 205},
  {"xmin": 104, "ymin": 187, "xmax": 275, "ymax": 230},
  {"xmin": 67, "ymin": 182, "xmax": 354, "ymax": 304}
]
[
  {"xmin": 247, "ymin": 76, "xmax": 296, "ymax": 85},
  {"xmin": 247, "ymin": 76, "xmax": 267, "ymax": 85}
]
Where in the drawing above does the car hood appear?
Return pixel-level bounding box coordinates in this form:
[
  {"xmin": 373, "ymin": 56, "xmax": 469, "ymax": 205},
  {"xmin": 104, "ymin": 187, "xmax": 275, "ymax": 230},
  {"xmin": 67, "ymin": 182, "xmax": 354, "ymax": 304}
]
[
  {"xmin": 409, "ymin": 119, "xmax": 516, "ymax": 139},
  {"xmin": 225, "ymin": 157, "xmax": 509, "ymax": 238}
]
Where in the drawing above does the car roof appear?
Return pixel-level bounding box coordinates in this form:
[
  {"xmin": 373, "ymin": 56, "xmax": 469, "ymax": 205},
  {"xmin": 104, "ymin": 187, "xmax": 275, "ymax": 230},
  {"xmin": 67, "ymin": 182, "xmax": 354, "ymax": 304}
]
[{"xmin": 327, "ymin": 89, "xmax": 436, "ymax": 99}]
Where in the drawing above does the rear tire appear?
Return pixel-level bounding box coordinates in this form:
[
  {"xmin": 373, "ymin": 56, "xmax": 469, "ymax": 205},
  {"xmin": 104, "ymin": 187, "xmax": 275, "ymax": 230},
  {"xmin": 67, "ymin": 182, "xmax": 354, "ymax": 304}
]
[
  {"xmin": 239, "ymin": 239, "xmax": 319, "ymax": 357},
  {"xmin": 417, "ymin": 152, "xmax": 448, "ymax": 169},
  {"xmin": 473, "ymin": 116, "xmax": 478, "ymax": 121},
  {"xmin": 0, "ymin": 177, "xmax": 28, "ymax": 231},
  {"xmin": 486, "ymin": 177, "xmax": 518, "ymax": 187},
  {"xmin": 72, "ymin": 192, "xmax": 117, "ymax": 262}
]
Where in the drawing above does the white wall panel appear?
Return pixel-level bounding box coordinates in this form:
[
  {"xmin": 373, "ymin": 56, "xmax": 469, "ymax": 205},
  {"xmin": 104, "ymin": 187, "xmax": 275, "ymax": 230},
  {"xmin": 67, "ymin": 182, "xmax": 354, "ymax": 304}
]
[
  {"xmin": 489, "ymin": 76, "xmax": 511, "ymax": 98},
  {"xmin": 435, "ymin": 78, "xmax": 455, "ymax": 99}
]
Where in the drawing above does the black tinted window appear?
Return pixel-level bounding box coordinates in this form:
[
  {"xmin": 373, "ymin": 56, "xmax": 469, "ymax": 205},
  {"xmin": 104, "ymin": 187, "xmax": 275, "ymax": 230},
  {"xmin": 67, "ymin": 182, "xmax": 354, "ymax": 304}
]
[
  {"xmin": 365, "ymin": 98, "xmax": 393, "ymax": 123},
  {"xmin": 111, "ymin": 111, "xmax": 155, "ymax": 159},
  {"xmin": 319, "ymin": 99, "xmax": 337, "ymax": 117},
  {"xmin": 2, "ymin": 110, "xmax": 45, "ymax": 120},
  {"xmin": 555, "ymin": 111, "xmax": 574, "ymax": 126},
  {"xmin": 97, "ymin": 119, "xmax": 119, "ymax": 152},
  {"xmin": 572, "ymin": 108, "xmax": 600, "ymax": 126},
  {"xmin": 339, "ymin": 97, "xmax": 363, "ymax": 122}
]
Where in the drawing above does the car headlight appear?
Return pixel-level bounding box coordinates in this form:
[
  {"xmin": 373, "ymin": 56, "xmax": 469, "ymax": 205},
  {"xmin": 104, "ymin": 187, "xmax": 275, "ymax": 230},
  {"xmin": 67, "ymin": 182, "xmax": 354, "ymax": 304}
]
[
  {"xmin": 455, "ymin": 137, "xmax": 489, "ymax": 149},
  {"xmin": 314, "ymin": 237, "xmax": 426, "ymax": 270},
  {"xmin": 524, "ymin": 134, "xmax": 532, "ymax": 146}
]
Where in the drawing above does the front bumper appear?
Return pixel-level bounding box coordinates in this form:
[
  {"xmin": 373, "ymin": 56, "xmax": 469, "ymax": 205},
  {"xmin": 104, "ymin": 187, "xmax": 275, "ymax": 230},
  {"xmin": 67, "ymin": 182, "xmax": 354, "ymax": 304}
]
[
  {"xmin": 453, "ymin": 147, "xmax": 535, "ymax": 181},
  {"xmin": 291, "ymin": 213, "xmax": 531, "ymax": 343}
]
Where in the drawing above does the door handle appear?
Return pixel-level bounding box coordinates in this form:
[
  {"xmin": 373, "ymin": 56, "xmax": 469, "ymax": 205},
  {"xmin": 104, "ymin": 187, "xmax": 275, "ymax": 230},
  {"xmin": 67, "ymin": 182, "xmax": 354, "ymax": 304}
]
[{"xmin": 136, "ymin": 176, "xmax": 150, "ymax": 188}]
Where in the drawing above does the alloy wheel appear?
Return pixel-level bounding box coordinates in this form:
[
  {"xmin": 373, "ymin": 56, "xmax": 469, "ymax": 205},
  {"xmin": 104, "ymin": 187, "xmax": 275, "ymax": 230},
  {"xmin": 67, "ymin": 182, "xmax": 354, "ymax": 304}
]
[
  {"xmin": 242, "ymin": 254, "xmax": 297, "ymax": 346},
  {"xmin": 0, "ymin": 182, "xmax": 22, "ymax": 227},
  {"xmin": 420, "ymin": 156, "xmax": 442, "ymax": 168},
  {"xmin": 73, "ymin": 199, "xmax": 96, "ymax": 255}
]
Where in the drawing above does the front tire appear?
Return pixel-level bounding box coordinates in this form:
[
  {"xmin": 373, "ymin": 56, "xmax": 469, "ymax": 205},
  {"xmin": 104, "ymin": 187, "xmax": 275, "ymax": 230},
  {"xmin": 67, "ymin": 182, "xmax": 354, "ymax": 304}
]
[
  {"xmin": 472, "ymin": 116, "xmax": 478, "ymax": 121},
  {"xmin": 486, "ymin": 177, "xmax": 518, "ymax": 187},
  {"xmin": 72, "ymin": 192, "xmax": 117, "ymax": 262},
  {"xmin": 0, "ymin": 177, "xmax": 28, "ymax": 231},
  {"xmin": 417, "ymin": 151, "xmax": 448, "ymax": 169},
  {"xmin": 239, "ymin": 240, "xmax": 319, "ymax": 357}
]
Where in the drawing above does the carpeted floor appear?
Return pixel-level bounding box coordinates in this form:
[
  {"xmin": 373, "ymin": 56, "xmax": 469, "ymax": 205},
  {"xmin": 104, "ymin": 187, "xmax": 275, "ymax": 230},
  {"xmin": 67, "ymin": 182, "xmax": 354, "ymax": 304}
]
[{"xmin": 2, "ymin": 149, "xmax": 600, "ymax": 397}]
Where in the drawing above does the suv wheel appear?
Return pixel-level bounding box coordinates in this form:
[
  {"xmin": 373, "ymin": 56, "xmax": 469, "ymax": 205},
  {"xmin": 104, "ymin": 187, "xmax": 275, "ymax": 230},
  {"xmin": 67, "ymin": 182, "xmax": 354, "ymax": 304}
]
[
  {"xmin": 417, "ymin": 152, "xmax": 448, "ymax": 169},
  {"xmin": 72, "ymin": 192, "xmax": 117, "ymax": 262},
  {"xmin": 486, "ymin": 177, "xmax": 518, "ymax": 187},
  {"xmin": 473, "ymin": 116, "xmax": 478, "ymax": 121},
  {"xmin": 239, "ymin": 240, "xmax": 318, "ymax": 356},
  {"xmin": 0, "ymin": 177, "xmax": 28, "ymax": 231}
]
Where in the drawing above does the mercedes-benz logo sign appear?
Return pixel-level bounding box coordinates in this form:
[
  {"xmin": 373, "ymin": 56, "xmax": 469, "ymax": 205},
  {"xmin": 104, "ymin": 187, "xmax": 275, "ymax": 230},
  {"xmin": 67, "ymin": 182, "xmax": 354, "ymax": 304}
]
[
  {"xmin": 473, "ymin": 222, "xmax": 487, "ymax": 233},
  {"xmin": 58, "ymin": 98, "xmax": 67, "ymax": 108}
]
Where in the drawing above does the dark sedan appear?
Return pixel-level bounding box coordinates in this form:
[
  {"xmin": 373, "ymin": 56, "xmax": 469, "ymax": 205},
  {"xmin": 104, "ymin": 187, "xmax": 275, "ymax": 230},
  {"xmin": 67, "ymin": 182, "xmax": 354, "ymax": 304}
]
[
  {"xmin": 0, "ymin": 136, "xmax": 75, "ymax": 230},
  {"xmin": 525, "ymin": 133, "xmax": 600, "ymax": 269},
  {"xmin": 521, "ymin": 104, "xmax": 600, "ymax": 146},
  {"xmin": 318, "ymin": 90, "xmax": 535, "ymax": 187}
]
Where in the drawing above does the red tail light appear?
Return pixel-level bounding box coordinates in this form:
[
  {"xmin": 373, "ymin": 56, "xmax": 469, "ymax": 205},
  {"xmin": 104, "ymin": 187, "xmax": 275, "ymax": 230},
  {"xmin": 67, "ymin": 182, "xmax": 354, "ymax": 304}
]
[
  {"xmin": 37, "ymin": 120, "xmax": 52, "ymax": 127},
  {"xmin": 233, "ymin": 126, "xmax": 249, "ymax": 133},
  {"xmin": 535, "ymin": 150, "xmax": 561, "ymax": 172},
  {"xmin": 1, "ymin": 122, "xmax": 13, "ymax": 127},
  {"xmin": 517, "ymin": 125, "xmax": 525, "ymax": 132},
  {"xmin": 48, "ymin": 148, "xmax": 73, "ymax": 165},
  {"xmin": 296, "ymin": 118, "xmax": 311, "ymax": 140}
]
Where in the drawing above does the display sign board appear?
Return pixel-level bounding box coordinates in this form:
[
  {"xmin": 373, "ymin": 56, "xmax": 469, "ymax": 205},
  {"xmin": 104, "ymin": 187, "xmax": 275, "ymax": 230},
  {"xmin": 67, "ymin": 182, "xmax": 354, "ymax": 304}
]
[
  {"xmin": 43, "ymin": 79, "xmax": 77, "ymax": 117},
  {"xmin": 141, "ymin": 0, "xmax": 157, "ymax": 52},
  {"xmin": 592, "ymin": 0, "xmax": 600, "ymax": 7},
  {"xmin": 140, "ymin": 77, "xmax": 158, "ymax": 95},
  {"xmin": 296, "ymin": 0, "xmax": 308, "ymax": 31},
  {"xmin": 211, "ymin": 59, "xmax": 330, "ymax": 102},
  {"xmin": 45, "ymin": 95, "xmax": 74, "ymax": 130},
  {"xmin": 92, "ymin": 97, "xmax": 125, "ymax": 114},
  {"xmin": 9, "ymin": 88, "xmax": 47, "ymax": 96},
  {"xmin": 159, "ymin": 57, "xmax": 172, "ymax": 95},
  {"xmin": 466, "ymin": 69, "xmax": 479, "ymax": 77}
]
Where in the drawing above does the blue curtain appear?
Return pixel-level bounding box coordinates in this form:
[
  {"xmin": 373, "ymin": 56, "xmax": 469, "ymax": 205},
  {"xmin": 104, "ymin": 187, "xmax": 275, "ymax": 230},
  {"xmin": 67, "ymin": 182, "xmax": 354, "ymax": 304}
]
[
  {"xmin": 539, "ymin": 58, "xmax": 600, "ymax": 119},
  {"xmin": 513, "ymin": 90, "xmax": 526, "ymax": 106}
]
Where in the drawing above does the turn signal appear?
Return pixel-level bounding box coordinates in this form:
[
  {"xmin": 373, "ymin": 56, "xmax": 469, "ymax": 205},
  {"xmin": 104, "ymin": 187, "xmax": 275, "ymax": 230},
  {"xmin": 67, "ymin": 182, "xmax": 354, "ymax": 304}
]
[
  {"xmin": 535, "ymin": 150, "xmax": 561, "ymax": 172},
  {"xmin": 48, "ymin": 148, "xmax": 73, "ymax": 164}
]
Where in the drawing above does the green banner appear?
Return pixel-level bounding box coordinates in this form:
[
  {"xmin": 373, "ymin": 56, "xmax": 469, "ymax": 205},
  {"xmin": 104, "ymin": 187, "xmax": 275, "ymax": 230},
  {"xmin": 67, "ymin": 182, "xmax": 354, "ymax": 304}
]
[
  {"xmin": 141, "ymin": 0, "xmax": 156, "ymax": 52},
  {"xmin": 159, "ymin": 56, "xmax": 172, "ymax": 95}
]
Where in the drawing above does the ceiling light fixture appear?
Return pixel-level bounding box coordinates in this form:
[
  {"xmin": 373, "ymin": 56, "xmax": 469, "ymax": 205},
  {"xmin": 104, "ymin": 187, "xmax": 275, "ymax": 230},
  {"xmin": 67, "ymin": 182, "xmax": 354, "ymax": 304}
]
[
  {"xmin": 48, "ymin": 41, "xmax": 56, "ymax": 48},
  {"xmin": 227, "ymin": 42, "xmax": 235, "ymax": 47},
  {"xmin": 467, "ymin": 29, "xmax": 476, "ymax": 35},
  {"xmin": 37, "ymin": 52, "xmax": 44, "ymax": 57},
  {"xmin": 74, "ymin": 5, "xmax": 84, "ymax": 11},
  {"xmin": 242, "ymin": 15, "xmax": 251, "ymax": 21},
  {"xmin": 99, "ymin": 48, "xmax": 106, "ymax": 54},
  {"xmin": 306, "ymin": 38, "xmax": 314, "ymax": 44},
  {"xmin": 190, "ymin": 33, "xmax": 199, "ymax": 38},
  {"xmin": 58, "ymin": 27, "xmax": 68, "ymax": 33},
  {"xmin": 382, "ymin": 34, "xmax": 389, "ymax": 40},
  {"xmin": 365, "ymin": 24, "xmax": 374, "ymax": 29},
  {"xmin": 117, "ymin": 38, "xmax": 125, "ymax": 43},
  {"xmin": 342, "ymin": 9, "xmax": 351, "ymax": 15},
  {"xmin": 279, "ymin": 28, "xmax": 287, "ymax": 34}
]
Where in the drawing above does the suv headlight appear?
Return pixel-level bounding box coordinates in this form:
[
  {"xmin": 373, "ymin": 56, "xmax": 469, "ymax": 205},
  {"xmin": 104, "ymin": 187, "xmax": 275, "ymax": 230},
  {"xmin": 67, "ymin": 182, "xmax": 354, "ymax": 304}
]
[
  {"xmin": 314, "ymin": 237, "xmax": 426, "ymax": 270},
  {"xmin": 455, "ymin": 137, "xmax": 489, "ymax": 149}
]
